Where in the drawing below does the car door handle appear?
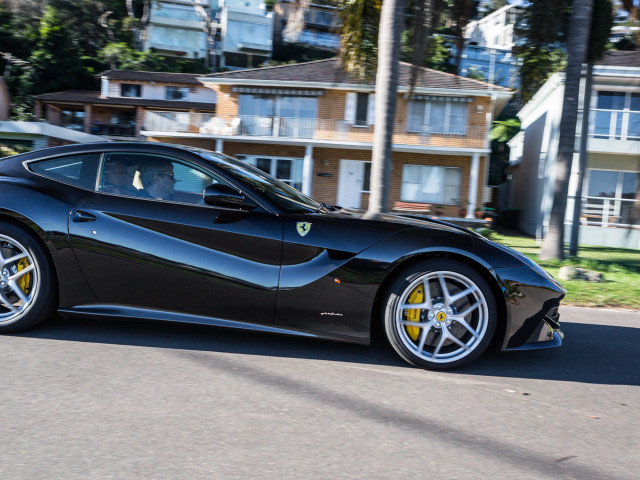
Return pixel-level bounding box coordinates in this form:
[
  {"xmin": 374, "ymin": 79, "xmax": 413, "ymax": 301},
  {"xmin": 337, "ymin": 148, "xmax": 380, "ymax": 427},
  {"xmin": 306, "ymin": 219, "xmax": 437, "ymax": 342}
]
[{"xmin": 72, "ymin": 210, "xmax": 97, "ymax": 222}]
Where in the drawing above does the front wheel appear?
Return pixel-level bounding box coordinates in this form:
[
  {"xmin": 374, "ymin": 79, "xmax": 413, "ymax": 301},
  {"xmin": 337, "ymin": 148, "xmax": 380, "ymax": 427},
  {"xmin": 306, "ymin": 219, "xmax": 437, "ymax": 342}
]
[
  {"xmin": 0, "ymin": 223, "xmax": 56, "ymax": 332},
  {"xmin": 383, "ymin": 259, "xmax": 497, "ymax": 370}
]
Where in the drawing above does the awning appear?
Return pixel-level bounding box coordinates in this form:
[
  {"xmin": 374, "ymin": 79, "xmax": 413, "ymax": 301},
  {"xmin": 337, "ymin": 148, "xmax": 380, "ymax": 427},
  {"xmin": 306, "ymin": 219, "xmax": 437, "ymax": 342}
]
[{"xmin": 231, "ymin": 87, "xmax": 324, "ymax": 96}]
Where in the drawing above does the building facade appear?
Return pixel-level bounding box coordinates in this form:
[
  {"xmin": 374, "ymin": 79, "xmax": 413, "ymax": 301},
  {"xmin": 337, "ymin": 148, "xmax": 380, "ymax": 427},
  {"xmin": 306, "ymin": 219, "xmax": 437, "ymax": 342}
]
[
  {"xmin": 143, "ymin": 0, "xmax": 212, "ymax": 59},
  {"xmin": 508, "ymin": 50, "xmax": 640, "ymax": 248},
  {"xmin": 34, "ymin": 70, "xmax": 218, "ymax": 140},
  {"xmin": 273, "ymin": 0, "xmax": 340, "ymax": 51},
  {"xmin": 217, "ymin": 0, "xmax": 273, "ymax": 69},
  {"xmin": 141, "ymin": 59, "xmax": 511, "ymax": 216},
  {"xmin": 464, "ymin": 4, "xmax": 524, "ymax": 50}
]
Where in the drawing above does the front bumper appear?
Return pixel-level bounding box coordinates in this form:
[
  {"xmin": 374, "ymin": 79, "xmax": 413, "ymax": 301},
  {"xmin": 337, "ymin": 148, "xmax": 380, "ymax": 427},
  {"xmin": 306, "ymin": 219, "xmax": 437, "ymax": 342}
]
[
  {"xmin": 504, "ymin": 306, "xmax": 564, "ymax": 350},
  {"xmin": 493, "ymin": 265, "xmax": 566, "ymax": 351}
]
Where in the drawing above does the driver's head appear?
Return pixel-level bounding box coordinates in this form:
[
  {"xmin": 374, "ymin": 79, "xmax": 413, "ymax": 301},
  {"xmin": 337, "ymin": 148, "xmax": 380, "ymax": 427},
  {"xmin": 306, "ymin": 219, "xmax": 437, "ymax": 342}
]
[{"xmin": 140, "ymin": 159, "xmax": 176, "ymax": 200}]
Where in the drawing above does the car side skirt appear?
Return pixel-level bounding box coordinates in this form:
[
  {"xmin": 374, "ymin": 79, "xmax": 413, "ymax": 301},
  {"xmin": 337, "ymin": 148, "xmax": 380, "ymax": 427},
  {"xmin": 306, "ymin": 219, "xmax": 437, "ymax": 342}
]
[{"xmin": 58, "ymin": 305, "xmax": 370, "ymax": 345}]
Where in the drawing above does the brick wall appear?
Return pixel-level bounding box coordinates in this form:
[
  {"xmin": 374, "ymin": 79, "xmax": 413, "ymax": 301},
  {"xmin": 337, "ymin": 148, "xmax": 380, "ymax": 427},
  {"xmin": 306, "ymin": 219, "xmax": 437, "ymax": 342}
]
[
  {"xmin": 146, "ymin": 137, "xmax": 486, "ymax": 215},
  {"xmin": 310, "ymin": 147, "xmax": 486, "ymax": 215}
]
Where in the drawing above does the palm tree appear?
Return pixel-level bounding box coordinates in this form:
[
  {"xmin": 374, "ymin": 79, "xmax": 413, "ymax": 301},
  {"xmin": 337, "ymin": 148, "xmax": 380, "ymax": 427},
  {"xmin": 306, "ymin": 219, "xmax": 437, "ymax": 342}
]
[
  {"xmin": 367, "ymin": 0, "xmax": 406, "ymax": 214},
  {"xmin": 539, "ymin": 0, "xmax": 594, "ymax": 260}
]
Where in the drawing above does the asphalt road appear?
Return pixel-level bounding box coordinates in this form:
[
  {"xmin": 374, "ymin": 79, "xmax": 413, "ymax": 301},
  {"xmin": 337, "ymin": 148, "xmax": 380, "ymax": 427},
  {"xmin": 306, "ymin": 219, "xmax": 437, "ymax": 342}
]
[{"xmin": 1, "ymin": 306, "xmax": 638, "ymax": 480}]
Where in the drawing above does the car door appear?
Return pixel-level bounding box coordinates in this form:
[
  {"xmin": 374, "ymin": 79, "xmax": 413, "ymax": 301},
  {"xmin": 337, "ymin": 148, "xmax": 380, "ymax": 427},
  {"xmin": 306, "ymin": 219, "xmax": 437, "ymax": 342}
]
[{"xmin": 67, "ymin": 151, "xmax": 283, "ymax": 324}]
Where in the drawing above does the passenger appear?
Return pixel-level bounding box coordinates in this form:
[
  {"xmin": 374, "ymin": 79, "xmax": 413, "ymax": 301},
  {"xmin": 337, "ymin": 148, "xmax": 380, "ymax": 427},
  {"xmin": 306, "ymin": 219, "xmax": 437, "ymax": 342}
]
[
  {"xmin": 138, "ymin": 159, "xmax": 176, "ymax": 201},
  {"xmin": 102, "ymin": 158, "xmax": 137, "ymax": 196}
]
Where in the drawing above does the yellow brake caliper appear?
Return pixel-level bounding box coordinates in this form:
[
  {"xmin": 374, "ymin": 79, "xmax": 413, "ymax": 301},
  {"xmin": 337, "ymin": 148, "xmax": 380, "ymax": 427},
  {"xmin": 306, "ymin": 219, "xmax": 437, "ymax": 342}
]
[
  {"xmin": 405, "ymin": 284, "xmax": 424, "ymax": 341},
  {"xmin": 16, "ymin": 258, "xmax": 32, "ymax": 295}
]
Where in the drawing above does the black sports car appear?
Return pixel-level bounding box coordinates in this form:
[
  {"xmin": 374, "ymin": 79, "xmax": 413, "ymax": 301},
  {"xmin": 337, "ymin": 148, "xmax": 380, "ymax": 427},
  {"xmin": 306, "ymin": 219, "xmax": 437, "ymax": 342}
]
[{"xmin": 0, "ymin": 142, "xmax": 565, "ymax": 369}]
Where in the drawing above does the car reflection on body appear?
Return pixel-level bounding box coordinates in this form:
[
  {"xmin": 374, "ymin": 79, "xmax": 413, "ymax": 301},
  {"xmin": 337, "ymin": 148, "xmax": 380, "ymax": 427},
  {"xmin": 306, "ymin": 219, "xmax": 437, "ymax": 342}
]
[{"xmin": 0, "ymin": 142, "xmax": 565, "ymax": 369}]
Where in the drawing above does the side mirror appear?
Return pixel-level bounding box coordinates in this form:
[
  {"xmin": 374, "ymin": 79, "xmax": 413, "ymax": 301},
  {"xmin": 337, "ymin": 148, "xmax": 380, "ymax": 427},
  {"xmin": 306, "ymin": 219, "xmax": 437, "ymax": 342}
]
[{"xmin": 203, "ymin": 183, "xmax": 256, "ymax": 210}]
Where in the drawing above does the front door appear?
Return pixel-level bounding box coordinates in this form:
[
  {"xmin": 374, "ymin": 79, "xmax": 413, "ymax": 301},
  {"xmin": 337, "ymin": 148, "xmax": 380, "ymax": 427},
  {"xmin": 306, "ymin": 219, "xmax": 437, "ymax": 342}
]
[
  {"xmin": 67, "ymin": 152, "xmax": 283, "ymax": 324},
  {"xmin": 337, "ymin": 159, "xmax": 367, "ymax": 208}
]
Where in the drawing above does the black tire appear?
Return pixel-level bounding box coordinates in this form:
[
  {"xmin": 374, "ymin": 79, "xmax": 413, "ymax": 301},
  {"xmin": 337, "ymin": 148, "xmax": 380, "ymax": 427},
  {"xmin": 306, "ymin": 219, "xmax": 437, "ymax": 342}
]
[
  {"xmin": 0, "ymin": 222, "xmax": 56, "ymax": 332},
  {"xmin": 383, "ymin": 258, "xmax": 497, "ymax": 370}
]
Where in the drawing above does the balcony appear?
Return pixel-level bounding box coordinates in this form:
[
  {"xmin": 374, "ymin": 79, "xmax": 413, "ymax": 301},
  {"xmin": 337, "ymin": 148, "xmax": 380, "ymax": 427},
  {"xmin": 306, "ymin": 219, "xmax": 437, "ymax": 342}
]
[
  {"xmin": 576, "ymin": 196, "xmax": 639, "ymax": 228},
  {"xmin": 588, "ymin": 107, "xmax": 640, "ymax": 154},
  {"xmin": 143, "ymin": 111, "xmax": 487, "ymax": 149}
]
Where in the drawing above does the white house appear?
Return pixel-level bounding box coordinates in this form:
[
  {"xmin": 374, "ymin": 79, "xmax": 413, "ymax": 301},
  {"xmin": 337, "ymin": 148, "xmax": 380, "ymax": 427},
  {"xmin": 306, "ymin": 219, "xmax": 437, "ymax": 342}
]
[
  {"xmin": 218, "ymin": 0, "xmax": 273, "ymax": 69},
  {"xmin": 508, "ymin": 50, "xmax": 640, "ymax": 248},
  {"xmin": 464, "ymin": 4, "xmax": 524, "ymax": 50},
  {"xmin": 144, "ymin": 0, "xmax": 212, "ymax": 59}
]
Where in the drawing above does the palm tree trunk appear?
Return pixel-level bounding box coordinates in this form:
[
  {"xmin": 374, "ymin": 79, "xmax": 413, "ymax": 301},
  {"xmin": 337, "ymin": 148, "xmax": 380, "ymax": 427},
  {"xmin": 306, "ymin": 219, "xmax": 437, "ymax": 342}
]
[
  {"xmin": 367, "ymin": 0, "xmax": 406, "ymax": 214},
  {"xmin": 569, "ymin": 61, "xmax": 594, "ymax": 257},
  {"xmin": 539, "ymin": 0, "xmax": 594, "ymax": 260}
]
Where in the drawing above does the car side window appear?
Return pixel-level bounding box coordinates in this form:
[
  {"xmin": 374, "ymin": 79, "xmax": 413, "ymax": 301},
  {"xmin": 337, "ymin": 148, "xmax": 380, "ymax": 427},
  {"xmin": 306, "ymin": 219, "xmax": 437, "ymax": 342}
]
[
  {"xmin": 98, "ymin": 153, "xmax": 230, "ymax": 206},
  {"xmin": 28, "ymin": 153, "xmax": 101, "ymax": 189}
]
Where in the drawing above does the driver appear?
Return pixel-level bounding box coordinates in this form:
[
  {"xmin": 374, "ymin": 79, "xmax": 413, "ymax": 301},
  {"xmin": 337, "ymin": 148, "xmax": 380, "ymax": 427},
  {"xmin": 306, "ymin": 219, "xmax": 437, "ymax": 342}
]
[{"xmin": 138, "ymin": 159, "xmax": 176, "ymax": 201}]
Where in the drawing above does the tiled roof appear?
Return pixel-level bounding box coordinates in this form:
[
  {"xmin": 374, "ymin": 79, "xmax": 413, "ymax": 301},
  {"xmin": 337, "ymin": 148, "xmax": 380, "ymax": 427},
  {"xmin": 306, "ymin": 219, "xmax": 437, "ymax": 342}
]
[
  {"xmin": 33, "ymin": 90, "xmax": 216, "ymax": 111},
  {"xmin": 596, "ymin": 50, "xmax": 640, "ymax": 68},
  {"xmin": 96, "ymin": 70, "xmax": 203, "ymax": 85},
  {"xmin": 203, "ymin": 58, "xmax": 511, "ymax": 92}
]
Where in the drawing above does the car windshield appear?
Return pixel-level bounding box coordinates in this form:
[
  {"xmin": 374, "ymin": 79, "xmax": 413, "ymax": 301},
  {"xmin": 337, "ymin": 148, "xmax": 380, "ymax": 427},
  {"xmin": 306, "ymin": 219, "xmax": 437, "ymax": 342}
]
[{"xmin": 196, "ymin": 149, "xmax": 320, "ymax": 213}]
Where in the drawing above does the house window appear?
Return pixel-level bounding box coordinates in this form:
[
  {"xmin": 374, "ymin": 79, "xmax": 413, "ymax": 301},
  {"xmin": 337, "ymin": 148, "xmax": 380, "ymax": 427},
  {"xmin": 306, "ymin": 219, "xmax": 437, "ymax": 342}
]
[
  {"xmin": 408, "ymin": 99, "xmax": 468, "ymax": 135},
  {"xmin": 61, "ymin": 110, "xmax": 85, "ymax": 131},
  {"xmin": 587, "ymin": 169, "xmax": 637, "ymax": 199},
  {"xmin": 362, "ymin": 162, "xmax": 371, "ymax": 192},
  {"xmin": 165, "ymin": 86, "xmax": 189, "ymax": 100},
  {"xmin": 121, "ymin": 84, "xmax": 141, "ymax": 98},
  {"xmin": 400, "ymin": 165, "xmax": 462, "ymax": 204},
  {"xmin": 240, "ymin": 155, "xmax": 303, "ymax": 191},
  {"xmin": 586, "ymin": 169, "xmax": 638, "ymax": 224},
  {"xmin": 593, "ymin": 91, "xmax": 640, "ymax": 141},
  {"xmin": 238, "ymin": 94, "xmax": 317, "ymax": 138},
  {"xmin": 344, "ymin": 92, "xmax": 374, "ymax": 126}
]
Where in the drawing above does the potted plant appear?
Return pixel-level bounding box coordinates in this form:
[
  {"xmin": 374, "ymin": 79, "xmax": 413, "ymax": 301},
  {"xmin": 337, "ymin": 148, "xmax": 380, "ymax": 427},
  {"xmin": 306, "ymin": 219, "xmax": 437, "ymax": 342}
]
[
  {"xmin": 432, "ymin": 204, "xmax": 444, "ymax": 216},
  {"xmin": 475, "ymin": 207, "xmax": 485, "ymax": 219}
]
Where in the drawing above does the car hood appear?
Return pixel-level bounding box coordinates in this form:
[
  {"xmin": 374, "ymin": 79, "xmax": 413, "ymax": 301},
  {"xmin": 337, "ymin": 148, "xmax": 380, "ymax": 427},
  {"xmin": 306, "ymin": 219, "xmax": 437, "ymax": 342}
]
[
  {"xmin": 329, "ymin": 208, "xmax": 478, "ymax": 236},
  {"xmin": 286, "ymin": 208, "xmax": 478, "ymax": 257}
]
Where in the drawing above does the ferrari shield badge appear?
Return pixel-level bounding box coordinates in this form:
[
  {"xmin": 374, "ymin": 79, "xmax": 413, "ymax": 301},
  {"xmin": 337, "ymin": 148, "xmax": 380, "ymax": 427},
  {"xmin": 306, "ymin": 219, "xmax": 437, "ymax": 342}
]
[{"xmin": 296, "ymin": 222, "xmax": 312, "ymax": 237}]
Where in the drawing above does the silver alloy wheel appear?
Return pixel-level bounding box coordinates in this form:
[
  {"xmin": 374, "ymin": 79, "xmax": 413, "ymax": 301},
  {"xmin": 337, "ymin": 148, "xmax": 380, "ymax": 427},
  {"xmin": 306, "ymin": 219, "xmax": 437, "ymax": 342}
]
[
  {"xmin": 0, "ymin": 234, "xmax": 39, "ymax": 324},
  {"xmin": 394, "ymin": 270, "xmax": 489, "ymax": 364}
]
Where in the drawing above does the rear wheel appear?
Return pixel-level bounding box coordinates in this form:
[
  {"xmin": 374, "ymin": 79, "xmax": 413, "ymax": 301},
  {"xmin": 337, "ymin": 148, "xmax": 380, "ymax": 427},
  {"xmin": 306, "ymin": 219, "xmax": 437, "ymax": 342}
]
[
  {"xmin": 0, "ymin": 223, "xmax": 56, "ymax": 332},
  {"xmin": 383, "ymin": 259, "xmax": 496, "ymax": 370}
]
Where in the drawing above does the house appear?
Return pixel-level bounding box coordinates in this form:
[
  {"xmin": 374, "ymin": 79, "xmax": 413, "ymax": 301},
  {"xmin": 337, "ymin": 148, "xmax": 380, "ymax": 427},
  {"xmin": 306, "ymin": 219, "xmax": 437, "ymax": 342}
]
[
  {"xmin": 444, "ymin": 36, "xmax": 520, "ymax": 89},
  {"xmin": 507, "ymin": 50, "xmax": 640, "ymax": 248},
  {"xmin": 0, "ymin": 79, "xmax": 106, "ymax": 151},
  {"xmin": 141, "ymin": 58, "xmax": 512, "ymax": 216},
  {"xmin": 142, "ymin": 0, "xmax": 273, "ymax": 70},
  {"xmin": 33, "ymin": 70, "xmax": 217, "ymax": 139},
  {"xmin": 144, "ymin": 0, "xmax": 212, "ymax": 60},
  {"xmin": 216, "ymin": 0, "xmax": 273, "ymax": 69},
  {"xmin": 273, "ymin": 0, "xmax": 340, "ymax": 51},
  {"xmin": 464, "ymin": 4, "xmax": 524, "ymax": 50}
]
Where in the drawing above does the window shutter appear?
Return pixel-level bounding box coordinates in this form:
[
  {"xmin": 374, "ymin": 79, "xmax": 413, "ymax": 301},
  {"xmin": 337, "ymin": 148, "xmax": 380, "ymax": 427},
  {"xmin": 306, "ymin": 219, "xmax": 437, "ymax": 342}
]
[
  {"xmin": 367, "ymin": 93, "xmax": 375, "ymax": 125},
  {"xmin": 344, "ymin": 92, "xmax": 356, "ymax": 124}
]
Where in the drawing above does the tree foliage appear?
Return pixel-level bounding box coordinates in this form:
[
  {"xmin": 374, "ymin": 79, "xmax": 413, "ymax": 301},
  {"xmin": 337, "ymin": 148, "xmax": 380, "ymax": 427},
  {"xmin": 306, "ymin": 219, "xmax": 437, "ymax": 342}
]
[
  {"xmin": 337, "ymin": 0, "xmax": 382, "ymax": 79},
  {"xmin": 515, "ymin": 0, "xmax": 614, "ymax": 104}
]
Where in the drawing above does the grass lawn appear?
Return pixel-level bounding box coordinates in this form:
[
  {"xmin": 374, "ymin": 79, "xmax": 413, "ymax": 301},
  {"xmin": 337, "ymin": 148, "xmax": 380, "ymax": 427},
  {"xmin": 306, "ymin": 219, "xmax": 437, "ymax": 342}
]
[{"xmin": 492, "ymin": 233, "xmax": 640, "ymax": 310}]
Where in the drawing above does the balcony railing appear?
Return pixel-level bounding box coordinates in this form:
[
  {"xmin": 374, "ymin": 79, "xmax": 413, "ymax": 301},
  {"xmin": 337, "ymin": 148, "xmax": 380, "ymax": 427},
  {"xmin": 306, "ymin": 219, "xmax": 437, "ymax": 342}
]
[
  {"xmin": 90, "ymin": 123, "xmax": 137, "ymax": 137},
  {"xmin": 143, "ymin": 111, "xmax": 487, "ymax": 148},
  {"xmin": 591, "ymin": 107, "xmax": 640, "ymax": 141},
  {"xmin": 574, "ymin": 195, "xmax": 640, "ymax": 228}
]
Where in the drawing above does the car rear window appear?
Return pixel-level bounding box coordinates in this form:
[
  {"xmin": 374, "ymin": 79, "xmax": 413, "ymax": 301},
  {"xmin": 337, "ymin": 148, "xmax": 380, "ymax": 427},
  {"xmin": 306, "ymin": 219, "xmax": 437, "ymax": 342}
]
[{"xmin": 28, "ymin": 153, "xmax": 101, "ymax": 189}]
